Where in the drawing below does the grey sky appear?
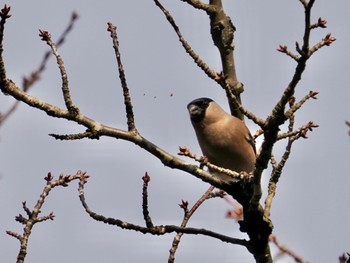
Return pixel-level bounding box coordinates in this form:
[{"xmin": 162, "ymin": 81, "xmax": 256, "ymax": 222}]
[{"xmin": 1, "ymin": 1, "xmax": 350, "ymax": 262}]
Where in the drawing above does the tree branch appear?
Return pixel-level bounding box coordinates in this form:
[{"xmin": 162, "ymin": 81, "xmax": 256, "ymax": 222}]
[
  {"xmin": 168, "ymin": 185, "xmax": 215, "ymax": 263},
  {"xmin": 107, "ymin": 22, "xmax": 137, "ymax": 133},
  {"xmin": 77, "ymin": 174, "xmax": 249, "ymax": 248},
  {"xmin": 154, "ymin": 0, "xmax": 219, "ymax": 85},
  {"xmin": 7, "ymin": 171, "xmax": 88, "ymax": 263},
  {"xmin": 0, "ymin": 11, "xmax": 78, "ymax": 127}
]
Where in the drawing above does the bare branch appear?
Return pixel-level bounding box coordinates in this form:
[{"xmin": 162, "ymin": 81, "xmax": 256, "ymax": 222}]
[
  {"xmin": 77, "ymin": 175, "xmax": 249, "ymax": 247},
  {"xmin": 0, "ymin": 12, "xmax": 77, "ymax": 127},
  {"xmin": 180, "ymin": 0, "xmax": 216, "ymax": 13},
  {"xmin": 310, "ymin": 17, "xmax": 327, "ymax": 29},
  {"xmin": 7, "ymin": 171, "xmax": 88, "ymax": 263},
  {"xmin": 168, "ymin": 185, "xmax": 214, "ymax": 263},
  {"xmin": 23, "ymin": 12, "xmax": 78, "ymax": 92},
  {"xmin": 153, "ymin": 0, "xmax": 219, "ymax": 84},
  {"xmin": 0, "ymin": 5, "xmax": 11, "ymax": 88},
  {"xmin": 39, "ymin": 29, "xmax": 79, "ymax": 115},
  {"xmin": 309, "ymin": 33, "xmax": 336, "ymax": 56},
  {"xmin": 178, "ymin": 146, "xmax": 253, "ymax": 181},
  {"xmin": 284, "ymin": 90, "xmax": 319, "ymax": 119},
  {"xmin": 270, "ymin": 234, "xmax": 308, "ymax": 263},
  {"xmin": 251, "ymin": 0, "xmax": 319, "ymax": 212},
  {"xmin": 277, "ymin": 121, "xmax": 319, "ymax": 141},
  {"xmin": 49, "ymin": 130, "xmax": 100, "ymax": 140},
  {"xmin": 277, "ymin": 44, "xmax": 300, "ymax": 62},
  {"xmin": 226, "ymin": 88, "xmax": 266, "ymax": 127},
  {"xmin": 142, "ymin": 172, "xmax": 154, "ymax": 228},
  {"xmin": 107, "ymin": 22, "xmax": 137, "ymax": 133}
]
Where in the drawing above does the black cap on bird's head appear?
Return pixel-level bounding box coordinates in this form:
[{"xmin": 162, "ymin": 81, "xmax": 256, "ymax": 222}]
[{"xmin": 187, "ymin": 98, "xmax": 213, "ymax": 123}]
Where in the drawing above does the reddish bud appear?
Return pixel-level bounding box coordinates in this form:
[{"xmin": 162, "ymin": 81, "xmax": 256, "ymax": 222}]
[
  {"xmin": 38, "ymin": 29, "xmax": 51, "ymax": 41},
  {"xmin": 318, "ymin": 17, "xmax": 327, "ymax": 28},
  {"xmin": 322, "ymin": 33, "xmax": 336, "ymax": 46},
  {"xmin": 44, "ymin": 172, "xmax": 53, "ymax": 182},
  {"xmin": 179, "ymin": 200, "xmax": 188, "ymax": 210},
  {"xmin": 277, "ymin": 45, "xmax": 288, "ymax": 53},
  {"xmin": 309, "ymin": 91, "xmax": 319, "ymax": 99},
  {"xmin": 142, "ymin": 172, "xmax": 151, "ymax": 183},
  {"xmin": 0, "ymin": 5, "xmax": 11, "ymax": 19}
]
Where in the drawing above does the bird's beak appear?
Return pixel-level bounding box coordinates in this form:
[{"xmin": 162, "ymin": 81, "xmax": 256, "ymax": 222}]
[{"xmin": 188, "ymin": 104, "xmax": 200, "ymax": 116}]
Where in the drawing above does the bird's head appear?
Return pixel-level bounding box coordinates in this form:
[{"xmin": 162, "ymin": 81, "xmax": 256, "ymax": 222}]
[{"xmin": 187, "ymin": 97, "xmax": 213, "ymax": 123}]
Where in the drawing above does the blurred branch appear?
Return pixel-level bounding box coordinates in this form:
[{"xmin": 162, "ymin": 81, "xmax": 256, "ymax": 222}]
[
  {"xmin": 6, "ymin": 171, "xmax": 88, "ymax": 263},
  {"xmin": 339, "ymin": 253, "xmax": 350, "ymax": 263},
  {"xmin": 0, "ymin": 11, "xmax": 78, "ymax": 127},
  {"xmin": 270, "ymin": 234, "xmax": 308, "ymax": 263}
]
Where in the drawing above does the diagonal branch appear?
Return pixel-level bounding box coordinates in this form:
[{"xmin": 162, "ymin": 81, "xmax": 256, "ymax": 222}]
[
  {"xmin": 154, "ymin": 0, "xmax": 219, "ymax": 85},
  {"xmin": 168, "ymin": 185, "xmax": 215, "ymax": 263}
]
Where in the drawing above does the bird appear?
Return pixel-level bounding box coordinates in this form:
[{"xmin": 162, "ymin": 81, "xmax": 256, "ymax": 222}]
[{"xmin": 187, "ymin": 97, "xmax": 256, "ymax": 184}]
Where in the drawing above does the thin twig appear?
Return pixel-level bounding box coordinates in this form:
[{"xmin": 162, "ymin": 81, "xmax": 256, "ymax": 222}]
[
  {"xmin": 0, "ymin": 11, "xmax": 78, "ymax": 126},
  {"xmin": 178, "ymin": 146, "xmax": 253, "ymax": 181},
  {"xmin": 226, "ymin": 88, "xmax": 266, "ymax": 127},
  {"xmin": 142, "ymin": 172, "xmax": 154, "ymax": 228},
  {"xmin": 309, "ymin": 33, "xmax": 336, "ymax": 56},
  {"xmin": 168, "ymin": 185, "xmax": 214, "ymax": 263},
  {"xmin": 277, "ymin": 44, "xmax": 300, "ymax": 62},
  {"xmin": 107, "ymin": 22, "xmax": 137, "ymax": 133},
  {"xmin": 180, "ymin": 0, "xmax": 216, "ymax": 13},
  {"xmin": 49, "ymin": 130, "xmax": 100, "ymax": 140},
  {"xmin": 77, "ymin": 177, "xmax": 249, "ymax": 247},
  {"xmin": 154, "ymin": 0, "xmax": 219, "ymax": 84},
  {"xmin": 39, "ymin": 29, "xmax": 79, "ymax": 115},
  {"xmin": 284, "ymin": 90, "xmax": 318, "ymax": 118},
  {"xmin": 277, "ymin": 121, "xmax": 318, "ymax": 141},
  {"xmin": 270, "ymin": 234, "xmax": 308, "ymax": 263}
]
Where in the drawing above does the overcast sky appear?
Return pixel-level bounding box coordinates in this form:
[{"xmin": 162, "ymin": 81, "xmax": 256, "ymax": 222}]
[{"xmin": 1, "ymin": 1, "xmax": 350, "ymax": 262}]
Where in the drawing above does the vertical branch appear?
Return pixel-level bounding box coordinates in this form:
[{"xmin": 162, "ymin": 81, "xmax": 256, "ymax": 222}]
[
  {"xmin": 301, "ymin": 0, "xmax": 315, "ymax": 53},
  {"xmin": 38, "ymin": 30, "xmax": 79, "ymax": 115},
  {"xmin": 0, "ymin": 5, "xmax": 11, "ymax": 84},
  {"xmin": 208, "ymin": 0, "xmax": 243, "ymax": 119},
  {"xmin": 142, "ymin": 172, "xmax": 154, "ymax": 228},
  {"xmin": 107, "ymin": 22, "xmax": 137, "ymax": 133}
]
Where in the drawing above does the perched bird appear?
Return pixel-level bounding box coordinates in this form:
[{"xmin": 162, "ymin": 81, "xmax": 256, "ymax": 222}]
[{"xmin": 187, "ymin": 98, "xmax": 256, "ymax": 184}]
